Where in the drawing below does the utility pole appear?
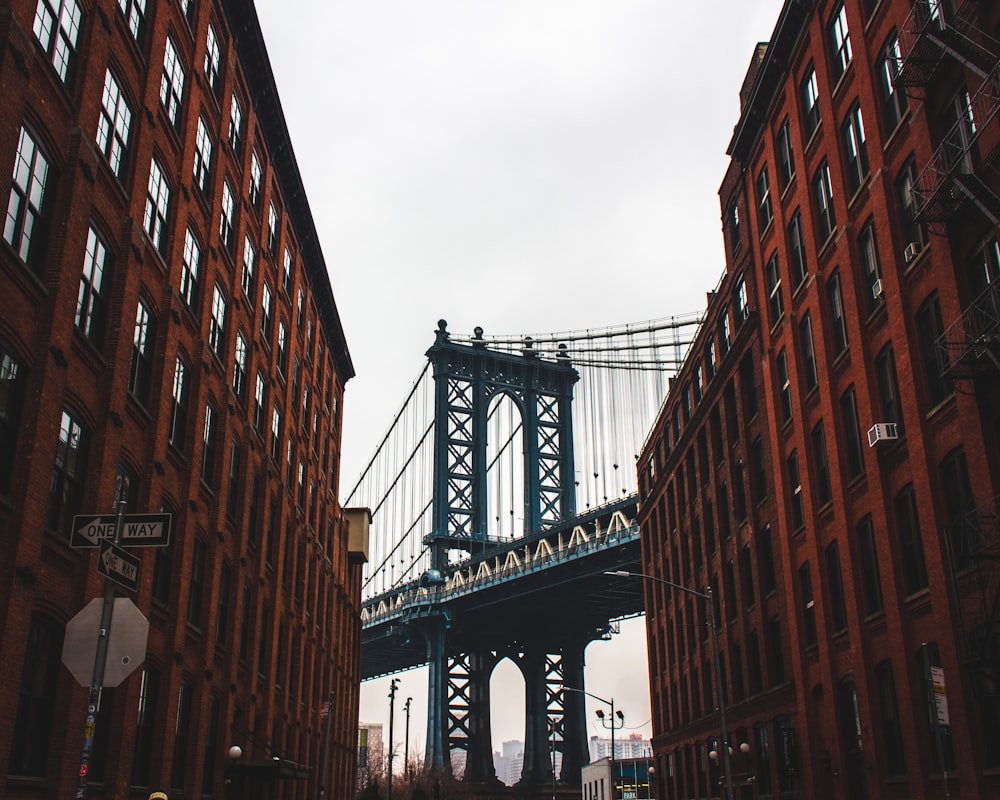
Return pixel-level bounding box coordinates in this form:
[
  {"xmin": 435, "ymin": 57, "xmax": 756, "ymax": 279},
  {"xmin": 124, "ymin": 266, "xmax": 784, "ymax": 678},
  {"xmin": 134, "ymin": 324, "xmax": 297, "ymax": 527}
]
[{"xmin": 388, "ymin": 678, "xmax": 399, "ymax": 800}]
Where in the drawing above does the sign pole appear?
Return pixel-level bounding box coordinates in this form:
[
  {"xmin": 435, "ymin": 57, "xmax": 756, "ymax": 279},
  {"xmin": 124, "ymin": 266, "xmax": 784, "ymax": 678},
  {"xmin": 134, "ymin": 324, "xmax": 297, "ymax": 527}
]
[
  {"xmin": 74, "ymin": 499, "xmax": 126, "ymax": 800},
  {"xmin": 319, "ymin": 688, "xmax": 335, "ymax": 800}
]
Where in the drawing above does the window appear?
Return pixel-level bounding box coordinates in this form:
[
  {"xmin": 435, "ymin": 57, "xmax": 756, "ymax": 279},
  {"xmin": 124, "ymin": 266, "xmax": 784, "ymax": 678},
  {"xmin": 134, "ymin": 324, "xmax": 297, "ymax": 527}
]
[
  {"xmin": 842, "ymin": 103, "xmax": 869, "ymax": 194},
  {"xmin": 968, "ymin": 234, "xmax": 1000, "ymax": 296},
  {"xmin": 875, "ymin": 343, "xmax": 903, "ymax": 433},
  {"xmin": 940, "ymin": 447, "xmax": 975, "ymax": 569},
  {"xmin": 757, "ymin": 525, "xmax": 776, "ymax": 595},
  {"xmin": 47, "ymin": 408, "xmax": 88, "ymax": 537},
  {"xmin": 756, "ymin": 165, "xmax": 773, "ymax": 231},
  {"xmin": 813, "ymin": 161, "xmax": 836, "ymax": 241},
  {"xmin": 811, "ymin": 420, "xmax": 833, "ymax": 506},
  {"xmin": 241, "ymin": 234, "xmax": 255, "ymax": 298},
  {"xmin": 801, "ymin": 66, "xmax": 821, "ymax": 137},
  {"xmin": 776, "ymin": 348, "xmax": 792, "ymax": 423},
  {"xmin": 283, "ymin": 246, "xmax": 294, "ymax": 294},
  {"xmin": 776, "ymin": 118, "xmax": 795, "ymax": 189},
  {"xmin": 249, "ymin": 150, "xmax": 262, "ymax": 211},
  {"xmin": 916, "ymin": 292, "xmax": 951, "ymax": 407},
  {"xmin": 788, "ymin": 451, "xmax": 804, "ymax": 530},
  {"xmin": 750, "ymin": 437, "xmax": 767, "ymax": 504},
  {"xmin": 170, "ymin": 681, "xmax": 193, "ymax": 789},
  {"xmin": 741, "ymin": 543, "xmax": 756, "ymax": 608},
  {"xmin": 246, "ymin": 473, "xmax": 260, "ymax": 547},
  {"xmin": 875, "ymin": 660, "xmax": 907, "ymax": 775},
  {"xmin": 169, "ymin": 355, "xmax": 189, "ymax": 449},
  {"xmin": 943, "ymin": 85, "xmax": 976, "ymax": 176},
  {"xmin": 799, "ymin": 562, "xmax": 817, "ymax": 647},
  {"xmin": 765, "ymin": 252, "xmax": 783, "ymax": 326},
  {"xmin": 180, "ymin": 227, "xmax": 200, "ymax": 309},
  {"xmin": 857, "ymin": 515, "xmax": 884, "ymax": 615},
  {"xmin": 0, "ymin": 341, "xmax": 27, "ymax": 495},
  {"xmin": 878, "ymin": 32, "xmax": 908, "ymax": 132},
  {"xmin": 827, "ymin": 271, "xmax": 848, "ymax": 354},
  {"xmin": 76, "ymin": 226, "xmax": 110, "ymax": 345},
  {"xmin": 187, "ymin": 538, "xmax": 206, "ymax": 627},
  {"xmin": 238, "ymin": 585, "xmax": 251, "ymax": 663},
  {"xmin": 788, "ymin": 210, "xmax": 808, "ymax": 288},
  {"xmin": 131, "ymin": 664, "xmax": 160, "ymax": 785},
  {"xmin": 143, "ymin": 158, "xmax": 170, "ymax": 254},
  {"xmin": 127, "ymin": 299, "xmax": 155, "ymax": 403},
  {"xmin": 226, "ymin": 442, "xmax": 241, "ymax": 519},
  {"xmin": 828, "ymin": 4, "xmax": 853, "ymax": 83},
  {"xmin": 267, "ymin": 202, "xmax": 279, "ymax": 255},
  {"xmin": 826, "ymin": 540, "xmax": 848, "ymax": 632},
  {"xmin": 233, "ymin": 333, "xmax": 248, "ymax": 401},
  {"xmin": 735, "ymin": 276, "xmax": 749, "ymax": 324},
  {"xmin": 96, "ymin": 68, "xmax": 132, "ymax": 177},
  {"xmin": 858, "ymin": 219, "xmax": 882, "ymax": 312},
  {"xmin": 895, "ymin": 485, "xmax": 929, "ymax": 594},
  {"xmin": 254, "ymin": 371, "xmax": 267, "ymax": 434},
  {"xmin": 209, "ymin": 285, "xmax": 227, "ymax": 358},
  {"xmin": 159, "ymin": 37, "xmax": 185, "ymax": 127},
  {"xmin": 728, "ymin": 200, "xmax": 741, "ymax": 254},
  {"xmin": 4, "ymin": 126, "xmax": 52, "ymax": 270},
  {"xmin": 201, "ymin": 697, "xmax": 221, "ymax": 796},
  {"xmin": 117, "ymin": 0, "xmax": 146, "ymax": 42},
  {"xmin": 33, "ymin": 0, "xmax": 82, "ymax": 83},
  {"xmin": 271, "ymin": 405, "xmax": 282, "ymax": 461},
  {"xmin": 10, "ymin": 613, "xmax": 63, "ymax": 777},
  {"xmin": 193, "ymin": 116, "xmax": 212, "ymax": 192},
  {"xmin": 260, "ymin": 282, "xmax": 273, "ymax": 341},
  {"xmin": 220, "ymin": 180, "xmax": 234, "ymax": 251},
  {"xmin": 724, "ymin": 560, "xmax": 737, "ymax": 621},
  {"xmin": 228, "ymin": 92, "xmax": 243, "ymax": 154},
  {"xmin": 718, "ymin": 308, "xmax": 730, "ymax": 357},
  {"xmin": 204, "ymin": 23, "xmax": 221, "ymax": 93},
  {"xmin": 897, "ymin": 159, "xmax": 927, "ymax": 253},
  {"xmin": 277, "ymin": 320, "xmax": 288, "ymax": 375},
  {"xmin": 841, "ymin": 387, "xmax": 865, "ymax": 480},
  {"xmin": 297, "ymin": 288, "xmax": 305, "ymax": 331},
  {"xmin": 799, "ymin": 312, "xmax": 818, "ymax": 390}
]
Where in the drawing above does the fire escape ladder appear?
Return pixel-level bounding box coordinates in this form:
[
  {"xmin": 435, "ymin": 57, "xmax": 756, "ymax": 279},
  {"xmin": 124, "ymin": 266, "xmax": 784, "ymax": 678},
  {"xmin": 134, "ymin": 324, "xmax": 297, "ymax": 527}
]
[{"xmin": 937, "ymin": 279, "xmax": 1000, "ymax": 379}]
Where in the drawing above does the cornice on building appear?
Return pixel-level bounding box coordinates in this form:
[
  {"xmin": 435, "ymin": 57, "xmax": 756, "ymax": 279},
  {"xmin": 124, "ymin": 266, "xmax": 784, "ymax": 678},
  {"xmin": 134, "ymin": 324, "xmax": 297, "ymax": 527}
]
[
  {"xmin": 222, "ymin": 0, "xmax": 355, "ymax": 383},
  {"xmin": 727, "ymin": 0, "xmax": 814, "ymax": 168}
]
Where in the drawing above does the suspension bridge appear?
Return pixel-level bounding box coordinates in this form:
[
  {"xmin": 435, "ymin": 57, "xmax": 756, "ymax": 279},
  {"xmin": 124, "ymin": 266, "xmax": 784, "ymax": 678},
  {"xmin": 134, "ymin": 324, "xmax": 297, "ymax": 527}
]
[{"xmin": 346, "ymin": 314, "xmax": 701, "ymax": 789}]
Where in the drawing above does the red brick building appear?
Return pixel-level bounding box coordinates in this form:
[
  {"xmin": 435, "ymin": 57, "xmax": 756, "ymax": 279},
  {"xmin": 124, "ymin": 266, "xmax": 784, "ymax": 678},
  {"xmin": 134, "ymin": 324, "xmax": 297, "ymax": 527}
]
[
  {"xmin": 637, "ymin": 1, "xmax": 1000, "ymax": 799},
  {"xmin": 0, "ymin": 1, "xmax": 364, "ymax": 798}
]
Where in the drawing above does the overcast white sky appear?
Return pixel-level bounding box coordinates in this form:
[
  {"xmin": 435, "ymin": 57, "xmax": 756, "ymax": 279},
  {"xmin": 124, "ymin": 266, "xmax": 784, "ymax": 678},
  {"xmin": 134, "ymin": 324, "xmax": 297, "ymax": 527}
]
[{"xmin": 255, "ymin": 0, "xmax": 787, "ymax": 762}]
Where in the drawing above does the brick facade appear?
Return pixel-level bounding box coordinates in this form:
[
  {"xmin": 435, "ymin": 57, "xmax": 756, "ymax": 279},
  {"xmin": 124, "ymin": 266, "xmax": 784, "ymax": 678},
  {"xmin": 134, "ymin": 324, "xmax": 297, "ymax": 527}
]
[
  {"xmin": 637, "ymin": 1, "xmax": 1000, "ymax": 799},
  {"xmin": 0, "ymin": 1, "xmax": 363, "ymax": 798}
]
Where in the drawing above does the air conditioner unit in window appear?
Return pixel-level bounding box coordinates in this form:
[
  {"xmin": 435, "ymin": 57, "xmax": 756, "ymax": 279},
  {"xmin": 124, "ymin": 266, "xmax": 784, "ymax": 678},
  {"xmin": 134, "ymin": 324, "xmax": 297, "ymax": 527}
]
[
  {"xmin": 867, "ymin": 422, "xmax": 899, "ymax": 447},
  {"xmin": 872, "ymin": 278, "xmax": 884, "ymax": 301},
  {"xmin": 904, "ymin": 242, "xmax": 922, "ymax": 263}
]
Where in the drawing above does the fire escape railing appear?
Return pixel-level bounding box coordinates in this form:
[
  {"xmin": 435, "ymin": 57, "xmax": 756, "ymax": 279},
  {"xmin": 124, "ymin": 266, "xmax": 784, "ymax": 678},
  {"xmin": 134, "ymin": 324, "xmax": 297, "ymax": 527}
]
[
  {"xmin": 946, "ymin": 495, "xmax": 1000, "ymax": 668},
  {"xmin": 895, "ymin": 0, "xmax": 1000, "ymax": 222},
  {"xmin": 937, "ymin": 279, "xmax": 1000, "ymax": 377}
]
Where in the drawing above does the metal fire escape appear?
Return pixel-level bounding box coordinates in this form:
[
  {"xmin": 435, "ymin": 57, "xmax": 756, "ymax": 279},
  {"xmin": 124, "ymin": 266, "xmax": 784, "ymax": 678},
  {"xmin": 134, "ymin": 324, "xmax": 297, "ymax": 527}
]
[
  {"xmin": 901, "ymin": 3, "xmax": 1000, "ymax": 752},
  {"xmin": 896, "ymin": 0, "xmax": 1000, "ymax": 224}
]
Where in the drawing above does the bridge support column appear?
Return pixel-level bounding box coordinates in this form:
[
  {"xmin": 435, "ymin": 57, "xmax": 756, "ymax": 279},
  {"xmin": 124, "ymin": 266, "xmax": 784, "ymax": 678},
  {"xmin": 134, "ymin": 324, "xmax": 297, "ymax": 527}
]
[
  {"xmin": 457, "ymin": 648, "xmax": 499, "ymax": 783},
  {"xmin": 559, "ymin": 638, "xmax": 590, "ymax": 786},
  {"xmin": 519, "ymin": 643, "xmax": 555, "ymax": 787},
  {"xmin": 423, "ymin": 615, "xmax": 449, "ymax": 774}
]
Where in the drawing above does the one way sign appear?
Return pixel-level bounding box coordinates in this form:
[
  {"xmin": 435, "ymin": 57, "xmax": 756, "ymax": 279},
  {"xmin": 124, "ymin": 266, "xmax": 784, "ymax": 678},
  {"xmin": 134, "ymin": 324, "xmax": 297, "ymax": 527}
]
[
  {"xmin": 71, "ymin": 513, "xmax": 172, "ymax": 549},
  {"xmin": 98, "ymin": 540, "xmax": 142, "ymax": 592}
]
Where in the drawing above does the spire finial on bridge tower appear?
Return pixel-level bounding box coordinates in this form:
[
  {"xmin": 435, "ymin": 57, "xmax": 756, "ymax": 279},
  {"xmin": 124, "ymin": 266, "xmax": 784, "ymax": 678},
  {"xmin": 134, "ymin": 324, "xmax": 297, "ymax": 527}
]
[
  {"xmin": 435, "ymin": 319, "xmax": 449, "ymax": 345},
  {"xmin": 472, "ymin": 327, "xmax": 485, "ymax": 348}
]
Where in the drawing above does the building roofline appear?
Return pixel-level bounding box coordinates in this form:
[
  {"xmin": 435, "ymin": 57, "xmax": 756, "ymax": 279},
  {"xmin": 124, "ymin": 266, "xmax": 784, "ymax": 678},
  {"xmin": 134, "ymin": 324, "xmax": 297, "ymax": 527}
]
[
  {"xmin": 223, "ymin": 0, "xmax": 355, "ymax": 382},
  {"xmin": 726, "ymin": 0, "xmax": 813, "ymax": 168}
]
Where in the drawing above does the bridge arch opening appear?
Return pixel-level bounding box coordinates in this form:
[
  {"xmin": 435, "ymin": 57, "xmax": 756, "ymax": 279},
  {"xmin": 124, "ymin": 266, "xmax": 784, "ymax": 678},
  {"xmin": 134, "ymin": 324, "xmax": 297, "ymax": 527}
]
[
  {"xmin": 490, "ymin": 655, "xmax": 526, "ymax": 784},
  {"xmin": 486, "ymin": 390, "xmax": 526, "ymax": 540}
]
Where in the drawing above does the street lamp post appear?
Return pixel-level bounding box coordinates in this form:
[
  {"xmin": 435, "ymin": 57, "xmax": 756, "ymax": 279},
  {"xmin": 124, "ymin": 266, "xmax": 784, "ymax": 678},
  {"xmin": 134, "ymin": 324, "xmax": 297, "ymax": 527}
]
[
  {"xmin": 561, "ymin": 685, "xmax": 624, "ymax": 799},
  {"xmin": 404, "ymin": 697, "xmax": 412, "ymax": 789},
  {"xmin": 606, "ymin": 570, "xmax": 736, "ymax": 800},
  {"xmin": 388, "ymin": 678, "xmax": 399, "ymax": 800}
]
